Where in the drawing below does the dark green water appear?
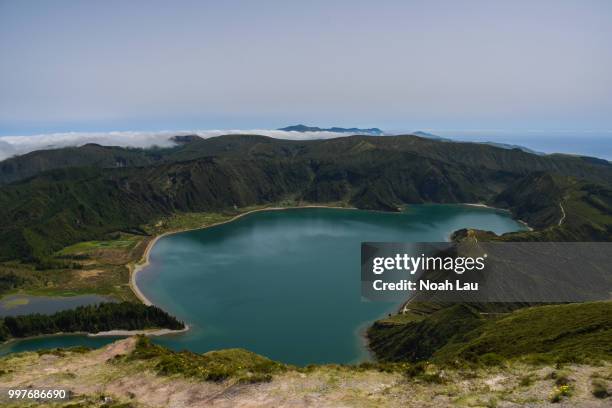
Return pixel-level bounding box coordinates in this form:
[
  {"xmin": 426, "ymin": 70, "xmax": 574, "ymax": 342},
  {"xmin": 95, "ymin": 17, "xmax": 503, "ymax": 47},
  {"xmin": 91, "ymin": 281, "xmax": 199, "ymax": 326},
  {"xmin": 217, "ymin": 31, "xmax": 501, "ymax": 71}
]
[{"xmin": 0, "ymin": 205, "xmax": 526, "ymax": 363}]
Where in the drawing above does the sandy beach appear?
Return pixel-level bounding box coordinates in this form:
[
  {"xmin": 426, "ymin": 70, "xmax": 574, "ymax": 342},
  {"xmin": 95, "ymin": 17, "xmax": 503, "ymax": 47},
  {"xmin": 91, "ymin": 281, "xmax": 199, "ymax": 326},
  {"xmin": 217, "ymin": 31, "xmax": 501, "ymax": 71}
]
[
  {"xmin": 462, "ymin": 202, "xmax": 498, "ymax": 209},
  {"xmin": 461, "ymin": 202, "xmax": 532, "ymax": 230},
  {"xmin": 88, "ymin": 325, "xmax": 190, "ymax": 337}
]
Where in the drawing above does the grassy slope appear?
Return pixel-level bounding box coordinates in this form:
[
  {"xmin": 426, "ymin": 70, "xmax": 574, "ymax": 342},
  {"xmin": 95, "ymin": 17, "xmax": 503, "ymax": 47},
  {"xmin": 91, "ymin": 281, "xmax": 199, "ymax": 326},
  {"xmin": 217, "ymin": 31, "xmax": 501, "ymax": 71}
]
[
  {"xmin": 3, "ymin": 134, "xmax": 611, "ymax": 184},
  {"xmin": 126, "ymin": 336, "xmax": 286, "ymax": 383},
  {"xmin": 435, "ymin": 302, "xmax": 612, "ymax": 364},
  {"xmin": 494, "ymin": 173, "xmax": 612, "ymax": 241},
  {"xmin": 0, "ymin": 336, "xmax": 610, "ymax": 407},
  {"xmin": 0, "ymin": 134, "xmax": 610, "ymax": 382},
  {"xmin": 368, "ymin": 305, "xmax": 485, "ymax": 362},
  {"xmin": 369, "ymin": 302, "xmax": 612, "ymax": 365},
  {"xmin": 0, "ymin": 143, "xmax": 183, "ymax": 184},
  {"xmin": 1, "ymin": 135, "xmax": 611, "ymax": 264}
]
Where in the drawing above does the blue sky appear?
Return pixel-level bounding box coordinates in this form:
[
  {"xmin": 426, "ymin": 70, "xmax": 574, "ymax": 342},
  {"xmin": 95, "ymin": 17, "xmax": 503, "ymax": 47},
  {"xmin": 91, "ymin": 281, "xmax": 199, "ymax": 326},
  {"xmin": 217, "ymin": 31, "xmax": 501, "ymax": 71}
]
[{"xmin": 1, "ymin": 0, "xmax": 611, "ymax": 135}]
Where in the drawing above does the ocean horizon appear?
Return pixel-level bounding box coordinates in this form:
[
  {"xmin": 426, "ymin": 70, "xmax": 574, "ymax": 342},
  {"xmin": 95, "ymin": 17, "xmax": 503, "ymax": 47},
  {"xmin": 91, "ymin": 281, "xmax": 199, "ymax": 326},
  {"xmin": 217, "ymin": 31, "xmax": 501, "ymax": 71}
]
[{"xmin": 416, "ymin": 130, "xmax": 612, "ymax": 161}]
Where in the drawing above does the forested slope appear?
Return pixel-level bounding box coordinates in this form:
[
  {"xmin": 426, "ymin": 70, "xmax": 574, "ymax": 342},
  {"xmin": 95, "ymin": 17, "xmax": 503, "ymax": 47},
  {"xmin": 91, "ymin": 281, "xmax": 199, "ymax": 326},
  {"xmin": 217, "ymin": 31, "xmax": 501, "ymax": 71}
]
[{"xmin": 1, "ymin": 134, "xmax": 611, "ymax": 262}]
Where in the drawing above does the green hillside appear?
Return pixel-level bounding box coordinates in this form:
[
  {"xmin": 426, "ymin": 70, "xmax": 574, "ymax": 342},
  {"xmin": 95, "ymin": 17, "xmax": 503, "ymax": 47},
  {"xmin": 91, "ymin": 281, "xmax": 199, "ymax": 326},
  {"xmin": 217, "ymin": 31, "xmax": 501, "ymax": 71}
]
[
  {"xmin": 3, "ymin": 134, "xmax": 611, "ymax": 185},
  {"xmin": 1, "ymin": 134, "xmax": 611, "ymax": 263},
  {"xmin": 0, "ymin": 143, "xmax": 169, "ymax": 184},
  {"xmin": 369, "ymin": 302, "xmax": 612, "ymax": 365},
  {"xmin": 0, "ymin": 134, "xmax": 610, "ymax": 405}
]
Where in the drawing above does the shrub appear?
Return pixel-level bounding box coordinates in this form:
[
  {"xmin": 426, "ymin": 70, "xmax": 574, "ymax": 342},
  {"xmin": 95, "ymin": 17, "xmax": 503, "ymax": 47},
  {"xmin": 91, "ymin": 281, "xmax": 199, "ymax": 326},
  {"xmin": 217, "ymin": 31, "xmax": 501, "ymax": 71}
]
[
  {"xmin": 478, "ymin": 353, "xmax": 505, "ymax": 367},
  {"xmin": 549, "ymin": 385, "xmax": 572, "ymax": 403},
  {"xmin": 130, "ymin": 336, "xmax": 286, "ymax": 383},
  {"xmin": 404, "ymin": 361, "xmax": 445, "ymax": 383},
  {"xmin": 591, "ymin": 379, "xmax": 610, "ymax": 399},
  {"xmin": 404, "ymin": 361, "xmax": 427, "ymax": 378},
  {"xmin": 519, "ymin": 375, "xmax": 535, "ymax": 387},
  {"xmin": 553, "ymin": 370, "xmax": 572, "ymax": 386},
  {"xmin": 238, "ymin": 373, "xmax": 273, "ymax": 384}
]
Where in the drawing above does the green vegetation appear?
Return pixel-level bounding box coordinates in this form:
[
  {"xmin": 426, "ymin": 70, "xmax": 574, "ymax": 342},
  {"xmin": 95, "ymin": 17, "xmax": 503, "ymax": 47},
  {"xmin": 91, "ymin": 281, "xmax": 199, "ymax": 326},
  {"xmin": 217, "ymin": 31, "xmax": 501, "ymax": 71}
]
[
  {"xmin": 494, "ymin": 173, "xmax": 612, "ymax": 241},
  {"xmin": 372, "ymin": 310, "xmax": 425, "ymax": 326},
  {"xmin": 1, "ymin": 334, "xmax": 610, "ymax": 407},
  {"xmin": 368, "ymin": 304, "xmax": 486, "ymax": 362},
  {"xmin": 1, "ymin": 134, "xmax": 611, "ymax": 264},
  {"xmin": 402, "ymin": 361, "xmax": 446, "ymax": 383},
  {"xmin": 0, "ymin": 133, "xmax": 609, "ymax": 306},
  {"xmin": 437, "ymin": 302, "xmax": 612, "ymax": 364},
  {"xmin": 592, "ymin": 378, "xmax": 610, "ymax": 398},
  {"xmin": 0, "ymin": 302, "xmax": 184, "ymax": 341},
  {"xmin": 58, "ymin": 237, "xmax": 141, "ymax": 255},
  {"xmin": 141, "ymin": 205, "xmax": 304, "ymax": 237},
  {"xmin": 369, "ymin": 302, "xmax": 612, "ymax": 365},
  {"xmin": 36, "ymin": 345, "xmax": 92, "ymax": 356},
  {"xmin": 0, "ymin": 270, "xmax": 27, "ymax": 293},
  {"xmin": 0, "ymin": 260, "xmax": 136, "ymax": 301},
  {"xmin": 519, "ymin": 374, "xmax": 535, "ymax": 387},
  {"xmin": 123, "ymin": 336, "xmax": 286, "ymax": 383},
  {"xmin": 0, "ymin": 210, "xmax": 251, "ymax": 300},
  {"xmin": 549, "ymin": 384, "xmax": 573, "ymax": 403},
  {"xmin": 2, "ymin": 397, "xmax": 139, "ymax": 408},
  {"xmin": 0, "ymin": 134, "xmax": 610, "ymax": 387}
]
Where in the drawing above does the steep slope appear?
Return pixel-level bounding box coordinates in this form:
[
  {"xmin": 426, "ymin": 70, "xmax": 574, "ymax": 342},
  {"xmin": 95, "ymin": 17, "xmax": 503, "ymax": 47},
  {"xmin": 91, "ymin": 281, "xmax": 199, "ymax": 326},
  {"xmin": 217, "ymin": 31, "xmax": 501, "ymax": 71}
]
[
  {"xmin": 367, "ymin": 304, "xmax": 485, "ymax": 362},
  {"xmin": 2, "ymin": 134, "xmax": 611, "ymax": 185},
  {"xmin": 434, "ymin": 302, "xmax": 612, "ymax": 364},
  {"xmin": 0, "ymin": 144, "xmax": 172, "ymax": 184},
  {"xmin": 369, "ymin": 302, "xmax": 612, "ymax": 364},
  {"xmin": 494, "ymin": 173, "xmax": 612, "ymax": 241},
  {"xmin": 0, "ymin": 158, "xmax": 313, "ymax": 261},
  {"xmin": 1, "ymin": 134, "xmax": 611, "ymax": 262}
]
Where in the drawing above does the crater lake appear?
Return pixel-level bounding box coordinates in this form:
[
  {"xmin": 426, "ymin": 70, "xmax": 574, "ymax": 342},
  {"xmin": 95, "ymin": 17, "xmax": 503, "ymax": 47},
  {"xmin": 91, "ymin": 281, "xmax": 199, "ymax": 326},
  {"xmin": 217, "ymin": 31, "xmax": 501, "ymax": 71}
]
[{"xmin": 0, "ymin": 205, "xmax": 527, "ymax": 363}]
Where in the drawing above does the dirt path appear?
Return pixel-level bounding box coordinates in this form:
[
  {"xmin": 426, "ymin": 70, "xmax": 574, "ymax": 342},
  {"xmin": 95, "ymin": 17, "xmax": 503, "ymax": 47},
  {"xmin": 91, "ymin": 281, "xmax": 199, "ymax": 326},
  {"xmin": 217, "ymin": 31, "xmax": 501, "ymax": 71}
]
[{"xmin": 558, "ymin": 202, "xmax": 566, "ymax": 226}]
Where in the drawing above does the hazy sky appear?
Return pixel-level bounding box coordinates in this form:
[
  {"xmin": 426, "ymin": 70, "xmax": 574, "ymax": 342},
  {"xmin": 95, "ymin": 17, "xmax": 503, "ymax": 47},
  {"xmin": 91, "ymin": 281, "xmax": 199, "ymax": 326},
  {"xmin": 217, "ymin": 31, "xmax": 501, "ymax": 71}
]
[{"xmin": 1, "ymin": 0, "xmax": 611, "ymax": 135}]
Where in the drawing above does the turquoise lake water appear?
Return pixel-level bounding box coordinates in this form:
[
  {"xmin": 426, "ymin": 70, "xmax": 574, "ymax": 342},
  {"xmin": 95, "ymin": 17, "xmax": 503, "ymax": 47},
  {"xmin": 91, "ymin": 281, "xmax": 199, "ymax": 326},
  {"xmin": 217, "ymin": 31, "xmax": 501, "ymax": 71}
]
[{"xmin": 0, "ymin": 205, "xmax": 527, "ymax": 364}]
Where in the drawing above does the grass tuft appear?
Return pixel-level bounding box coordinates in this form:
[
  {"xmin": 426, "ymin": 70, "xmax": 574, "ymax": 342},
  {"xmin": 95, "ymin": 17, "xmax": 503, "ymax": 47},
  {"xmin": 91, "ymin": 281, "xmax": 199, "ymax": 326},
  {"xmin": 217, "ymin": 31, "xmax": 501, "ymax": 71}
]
[
  {"xmin": 128, "ymin": 336, "xmax": 286, "ymax": 383},
  {"xmin": 591, "ymin": 379, "xmax": 610, "ymax": 399}
]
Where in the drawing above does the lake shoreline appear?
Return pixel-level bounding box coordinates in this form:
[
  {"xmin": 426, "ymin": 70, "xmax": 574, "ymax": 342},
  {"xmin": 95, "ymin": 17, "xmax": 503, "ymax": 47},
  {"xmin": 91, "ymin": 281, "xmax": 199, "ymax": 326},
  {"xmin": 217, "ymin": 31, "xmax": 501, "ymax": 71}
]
[
  {"xmin": 460, "ymin": 202, "xmax": 532, "ymax": 230},
  {"xmin": 0, "ymin": 325, "xmax": 191, "ymax": 348},
  {"xmin": 87, "ymin": 324, "xmax": 190, "ymax": 337},
  {"xmin": 129, "ymin": 204, "xmax": 357, "ymax": 308},
  {"xmin": 1, "ymin": 204, "xmax": 529, "ymax": 358},
  {"xmin": 132, "ymin": 202, "xmax": 531, "ymax": 350}
]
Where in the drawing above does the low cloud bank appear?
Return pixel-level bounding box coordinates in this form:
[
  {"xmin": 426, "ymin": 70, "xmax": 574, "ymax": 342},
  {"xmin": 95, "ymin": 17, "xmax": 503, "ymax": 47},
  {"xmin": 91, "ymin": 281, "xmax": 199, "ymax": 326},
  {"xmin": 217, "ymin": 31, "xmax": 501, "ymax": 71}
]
[{"xmin": 0, "ymin": 129, "xmax": 349, "ymax": 161}]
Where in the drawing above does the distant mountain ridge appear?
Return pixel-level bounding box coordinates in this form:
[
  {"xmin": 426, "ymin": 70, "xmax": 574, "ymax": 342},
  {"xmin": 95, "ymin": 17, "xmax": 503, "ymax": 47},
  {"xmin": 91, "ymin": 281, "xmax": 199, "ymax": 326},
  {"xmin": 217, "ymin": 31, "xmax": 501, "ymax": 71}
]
[
  {"xmin": 278, "ymin": 124, "xmax": 384, "ymax": 135},
  {"xmin": 411, "ymin": 131, "xmax": 543, "ymax": 155},
  {"xmin": 480, "ymin": 141, "xmax": 544, "ymax": 155},
  {"xmin": 412, "ymin": 131, "xmax": 452, "ymax": 141}
]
